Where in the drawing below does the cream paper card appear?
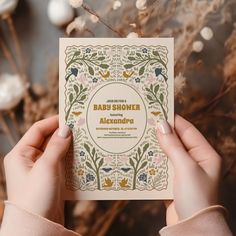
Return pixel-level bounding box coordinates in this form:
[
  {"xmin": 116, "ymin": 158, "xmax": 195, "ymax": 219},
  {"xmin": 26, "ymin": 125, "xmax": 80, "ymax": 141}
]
[{"xmin": 59, "ymin": 38, "xmax": 174, "ymax": 200}]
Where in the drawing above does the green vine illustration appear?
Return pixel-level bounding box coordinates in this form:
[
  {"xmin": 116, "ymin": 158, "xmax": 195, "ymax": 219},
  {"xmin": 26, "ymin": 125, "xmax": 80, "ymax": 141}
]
[
  {"xmin": 129, "ymin": 143, "xmax": 149, "ymax": 190},
  {"xmin": 84, "ymin": 143, "xmax": 104, "ymax": 190},
  {"xmin": 124, "ymin": 49, "xmax": 167, "ymax": 76},
  {"xmin": 66, "ymin": 49, "xmax": 109, "ymax": 75},
  {"xmin": 65, "ymin": 84, "xmax": 88, "ymax": 122},
  {"xmin": 145, "ymin": 83, "xmax": 167, "ymax": 120}
]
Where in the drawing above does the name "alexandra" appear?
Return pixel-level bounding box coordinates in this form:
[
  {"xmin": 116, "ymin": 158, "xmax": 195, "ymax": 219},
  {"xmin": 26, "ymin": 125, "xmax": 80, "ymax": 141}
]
[{"xmin": 94, "ymin": 104, "xmax": 140, "ymax": 111}]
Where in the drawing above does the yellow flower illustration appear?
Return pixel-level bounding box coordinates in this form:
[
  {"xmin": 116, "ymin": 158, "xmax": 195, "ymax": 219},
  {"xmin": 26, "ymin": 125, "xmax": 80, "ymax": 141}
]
[
  {"xmin": 149, "ymin": 168, "xmax": 156, "ymax": 176},
  {"xmin": 103, "ymin": 177, "xmax": 113, "ymax": 187},
  {"xmin": 119, "ymin": 178, "xmax": 129, "ymax": 188},
  {"xmin": 78, "ymin": 169, "xmax": 84, "ymax": 176}
]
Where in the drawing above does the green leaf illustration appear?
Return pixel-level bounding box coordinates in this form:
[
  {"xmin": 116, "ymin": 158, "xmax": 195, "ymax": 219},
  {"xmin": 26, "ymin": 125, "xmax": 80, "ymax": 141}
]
[
  {"xmin": 91, "ymin": 53, "xmax": 97, "ymax": 57},
  {"xmin": 138, "ymin": 147, "xmax": 141, "ymax": 156},
  {"xmin": 160, "ymin": 93, "xmax": 164, "ymax": 103},
  {"xmin": 88, "ymin": 66, "xmax": 94, "ymax": 75},
  {"xmin": 129, "ymin": 158, "xmax": 135, "ymax": 167},
  {"xmin": 152, "ymin": 50, "xmax": 159, "ymax": 57},
  {"xmin": 128, "ymin": 56, "xmax": 136, "ymax": 60},
  {"xmin": 145, "ymin": 88, "xmax": 151, "ymax": 92},
  {"xmin": 143, "ymin": 143, "xmax": 149, "ymax": 153},
  {"xmin": 100, "ymin": 64, "xmax": 109, "ymax": 69},
  {"xmin": 92, "ymin": 147, "xmax": 96, "ymax": 157},
  {"xmin": 85, "ymin": 161, "xmax": 93, "ymax": 170},
  {"xmin": 98, "ymin": 158, "xmax": 104, "ymax": 168},
  {"xmin": 147, "ymin": 95, "xmax": 154, "ymax": 101},
  {"xmin": 84, "ymin": 143, "xmax": 90, "ymax": 153},
  {"xmin": 124, "ymin": 64, "xmax": 134, "ymax": 69},
  {"xmin": 97, "ymin": 56, "xmax": 105, "ymax": 60},
  {"xmin": 136, "ymin": 52, "xmax": 142, "ymax": 57},
  {"xmin": 69, "ymin": 93, "xmax": 73, "ymax": 102},
  {"xmin": 140, "ymin": 161, "xmax": 148, "ymax": 169},
  {"xmin": 74, "ymin": 85, "xmax": 79, "ymax": 93},
  {"xmin": 74, "ymin": 50, "xmax": 81, "ymax": 56},
  {"xmin": 154, "ymin": 84, "xmax": 160, "ymax": 94},
  {"xmin": 139, "ymin": 66, "xmax": 145, "ymax": 76},
  {"xmin": 80, "ymin": 95, "xmax": 86, "ymax": 101}
]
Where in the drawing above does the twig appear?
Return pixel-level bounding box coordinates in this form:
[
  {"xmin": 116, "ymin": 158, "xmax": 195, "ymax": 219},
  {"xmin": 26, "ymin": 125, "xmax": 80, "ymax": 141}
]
[
  {"xmin": 8, "ymin": 110, "xmax": 22, "ymax": 138},
  {"xmin": 82, "ymin": 3, "xmax": 123, "ymax": 37},
  {"xmin": 88, "ymin": 200, "xmax": 128, "ymax": 236},
  {"xmin": 0, "ymin": 113, "xmax": 16, "ymax": 146},
  {"xmin": 0, "ymin": 34, "xmax": 19, "ymax": 73}
]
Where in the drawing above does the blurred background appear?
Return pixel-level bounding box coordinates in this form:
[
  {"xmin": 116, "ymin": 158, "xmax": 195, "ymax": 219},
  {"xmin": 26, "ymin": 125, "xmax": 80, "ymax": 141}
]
[{"xmin": 0, "ymin": 0, "xmax": 235, "ymax": 235}]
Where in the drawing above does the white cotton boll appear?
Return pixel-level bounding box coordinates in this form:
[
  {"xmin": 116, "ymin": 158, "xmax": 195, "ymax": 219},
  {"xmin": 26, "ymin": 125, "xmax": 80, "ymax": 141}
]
[
  {"xmin": 0, "ymin": 74, "xmax": 25, "ymax": 110},
  {"xmin": 135, "ymin": 0, "xmax": 147, "ymax": 10},
  {"xmin": 0, "ymin": 0, "xmax": 18, "ymax": 17},
  {"xmin": 69, "ymin": 0, "xmax": 83, "ymax": 8},
  {"xmin": 126, "ymin": 32, "xmax": 139, "ymax": 38},
  {"xmin": 90, "ymin": 14, "xmax": 99, "ymax": 23},
  {"xmin": 200, "ymin": 27, "xmax": 214, "ymax": 40},
  {"xmin": 192, "ymin": 41, "xmax": 204, "ymax": 53},
  {"xmin": 113, "ymin": 0, "xmax": 121, "ymax": 10},
  {"xmin": 47, "ymin": 0, "xmax": 74, "ymax": 27}
]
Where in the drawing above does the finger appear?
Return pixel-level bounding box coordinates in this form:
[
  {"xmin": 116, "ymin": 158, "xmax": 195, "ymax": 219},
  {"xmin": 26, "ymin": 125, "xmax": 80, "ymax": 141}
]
[
  {"xmin": 41, "ymin": 125, "xmax": 72, "ymax": 167},
  {"xmin": 174, "ymin": 115, "xmax": 221, "ymax": 161},
  {"xmin": 16, "ymin": 116, "xmax": 59, "ymax": 151},
  {"xmin": 156, "ymin": 120, "xmax": 195, "ymax": 170},
  {"xmin": 174, "ymin": 115, "xmax": 221, "ymax": 176}
]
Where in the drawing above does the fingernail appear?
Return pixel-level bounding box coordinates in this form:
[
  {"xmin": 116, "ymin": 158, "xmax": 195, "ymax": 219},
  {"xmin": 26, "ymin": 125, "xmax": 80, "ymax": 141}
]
[
  {"xmin": 58, "ymin": 125, "xmax": 71, "ymax": 138},
  {"xmin": 157, "ymin": 120, "xmax": 172, "ymax": 134}
]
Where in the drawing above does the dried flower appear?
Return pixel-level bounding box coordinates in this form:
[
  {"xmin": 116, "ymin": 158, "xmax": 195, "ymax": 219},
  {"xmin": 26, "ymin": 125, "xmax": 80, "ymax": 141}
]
[
  {"xmin": 90, "ymin": 14, "xmax": 99, "ymax": 23},
  {"xmin": 174, "ymin": 73, "xmax": 186, "ymax": 97},
  {"xmin": 126, "ymin": 32, "xmax": 139, "ymax": 38},
  {"xmin": 200, "ymin": 26, "xmax": 214, "ymax": 40},
  {"xmin": 112, "ymin": 0, "xmax": 121, "ymax": 10},
  {"xmin": 69, "ymin": 0, "xmax": 83, "ymax": 8},
  {"xmin": 66, "ymin": 15, "xmax": 86, "ymax": 35},
  {"xmin": 135, "ymin": 0, "xmax": 147, "ymax": 10},
  {"xmin": 192, "ymin": 41, "xmax": 204, "ymax": 52}
]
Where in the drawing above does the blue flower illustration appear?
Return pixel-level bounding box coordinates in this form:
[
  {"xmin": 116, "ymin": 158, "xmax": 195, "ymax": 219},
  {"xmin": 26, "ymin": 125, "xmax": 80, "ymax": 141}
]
[
  {"xmin": 86, "ymin": 173, "xmax": 95, "ymax": 182},
  {"xmin": 68, "ymin": 123, "xmax": 74, "ymax": 129},
  {"xmin": 79, "ymin": 151, "xmax": 85, "ymax": 156},
  {"xmin": 86, "ymin": 48, "xmax": 91, "ymax": 53},
  {"xmin": 138, "ymin": 173, "xmax": 147, "ymax": 182},
  {"xmin": 142, "ymin": 48, "xmax": 148, "ymax": 53},
  {"xmin": 135, "ymin": 77, "xmax": 140, "ymax": 83},
  {"xmin": 93, "ymin": 77, "xmax": 98, "ymax": 83},
  {"xmin": 148, "ymin": 151, "xmax": 154, "ymax": 156}
]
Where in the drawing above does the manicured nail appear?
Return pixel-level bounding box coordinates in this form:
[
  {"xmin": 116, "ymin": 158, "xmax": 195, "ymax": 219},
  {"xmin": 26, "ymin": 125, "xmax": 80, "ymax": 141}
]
[
  {"xmin": 157, "ymin": 120, "xmax": 172, "ymax": 134},
  {"xmin": 58, "ymin": 125, "xmax": 71, "ymax": 138}
]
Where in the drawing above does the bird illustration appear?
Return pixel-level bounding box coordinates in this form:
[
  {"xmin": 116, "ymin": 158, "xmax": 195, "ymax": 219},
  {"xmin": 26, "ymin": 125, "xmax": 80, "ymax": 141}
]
[
  {"xmin": 102, "ymin": 167, "xmax": 112, "ymax": 173},
  {"xmin": 151, "ymin": 111, "xmax": 161, "ymax": 116},
  {"xmin": 72, "ymin": 111, "xmax": 82, "ymax": 116},
  {"xmin": 99, "ymin": 71, "xmax": 110, "ymax": 80},
  {"xmin": 123, "ymin": 71, "xmax": 134, "ymax": 79},
  {"xmin": 65, "ymin": 68, "xmax": 78, "ymax": 81},
  {"xmin": 121, "ymin": 167, "xmax": 131, "ymax": 173},
  {"xmin": 155, "ymin": 68, "xmax": 168, "ymax": 81}
]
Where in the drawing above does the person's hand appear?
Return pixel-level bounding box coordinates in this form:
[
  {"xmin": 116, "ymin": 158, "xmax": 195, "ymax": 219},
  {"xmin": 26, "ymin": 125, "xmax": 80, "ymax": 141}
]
[
  {"xmin": 4, "ymin": 116, "xmax": 71, "ymax": 224},
  {"xmin": 156, "ymin": 115, "xmax": 222, "ymax": 225}
]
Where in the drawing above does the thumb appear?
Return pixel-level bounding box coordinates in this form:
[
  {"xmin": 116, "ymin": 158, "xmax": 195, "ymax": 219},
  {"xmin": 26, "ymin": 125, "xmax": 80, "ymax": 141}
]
[
  {"xmin": 156, "ymin": 120, "xmax": 195, "ymax": 171},
  {"xmin": 42, "ymin": 125, "xmax": 72, "ymax": 166}
]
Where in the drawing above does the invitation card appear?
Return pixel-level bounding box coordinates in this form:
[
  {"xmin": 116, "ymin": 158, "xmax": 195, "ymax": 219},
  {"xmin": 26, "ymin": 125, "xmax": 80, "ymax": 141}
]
[{"xmin": 59, "ymin": 38, "xmax": 174, "ymax": 200}]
